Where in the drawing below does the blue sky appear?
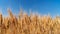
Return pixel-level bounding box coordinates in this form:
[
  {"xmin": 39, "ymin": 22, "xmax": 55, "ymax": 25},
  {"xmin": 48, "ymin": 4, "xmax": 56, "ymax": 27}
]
[
  {"xmin": 0, "ymin": 0, "xmax": 60, "ymax": 17},
  {"xmin": 0, "ymin": 0, "xmax": 20, "ymax": 16}
]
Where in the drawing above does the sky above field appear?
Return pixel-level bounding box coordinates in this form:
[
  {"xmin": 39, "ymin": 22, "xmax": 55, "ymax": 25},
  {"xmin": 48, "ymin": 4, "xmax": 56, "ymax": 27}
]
[{"xmin": 0, "ymin": 0, "xmax": 60, "ymax": 17}]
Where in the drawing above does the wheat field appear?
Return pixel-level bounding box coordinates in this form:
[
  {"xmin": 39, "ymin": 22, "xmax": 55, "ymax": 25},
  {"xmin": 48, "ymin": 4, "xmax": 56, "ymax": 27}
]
[{"xmin": 0, "ymin": 9, "xmax": 60, "ymax": 34}]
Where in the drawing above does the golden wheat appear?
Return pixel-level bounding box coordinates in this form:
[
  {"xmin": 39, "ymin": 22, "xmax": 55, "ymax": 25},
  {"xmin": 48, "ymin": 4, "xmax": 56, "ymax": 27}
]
[{"xmin": 0, "ymin": 9, "xmax": 60, "ymax": 34}]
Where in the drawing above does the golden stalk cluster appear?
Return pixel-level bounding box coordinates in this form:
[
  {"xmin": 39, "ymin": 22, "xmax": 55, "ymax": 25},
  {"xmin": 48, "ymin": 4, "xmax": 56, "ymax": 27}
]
[{"xmin": 0, "ymin": 9, "xmax": 60, "ymax": 34}]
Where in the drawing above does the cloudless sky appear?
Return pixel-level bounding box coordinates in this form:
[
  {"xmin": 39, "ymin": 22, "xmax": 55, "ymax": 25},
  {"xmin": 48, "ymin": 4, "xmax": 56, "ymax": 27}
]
[{"xmin": 0, "ymin": 0, "xmax": 60, "ymax": 17}]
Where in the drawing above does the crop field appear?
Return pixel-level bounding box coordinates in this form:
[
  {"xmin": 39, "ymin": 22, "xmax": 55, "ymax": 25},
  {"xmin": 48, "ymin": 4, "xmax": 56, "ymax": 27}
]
[{"xmin": 0, "ymin": 9, "xmax": 60, "ymax": 34}]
